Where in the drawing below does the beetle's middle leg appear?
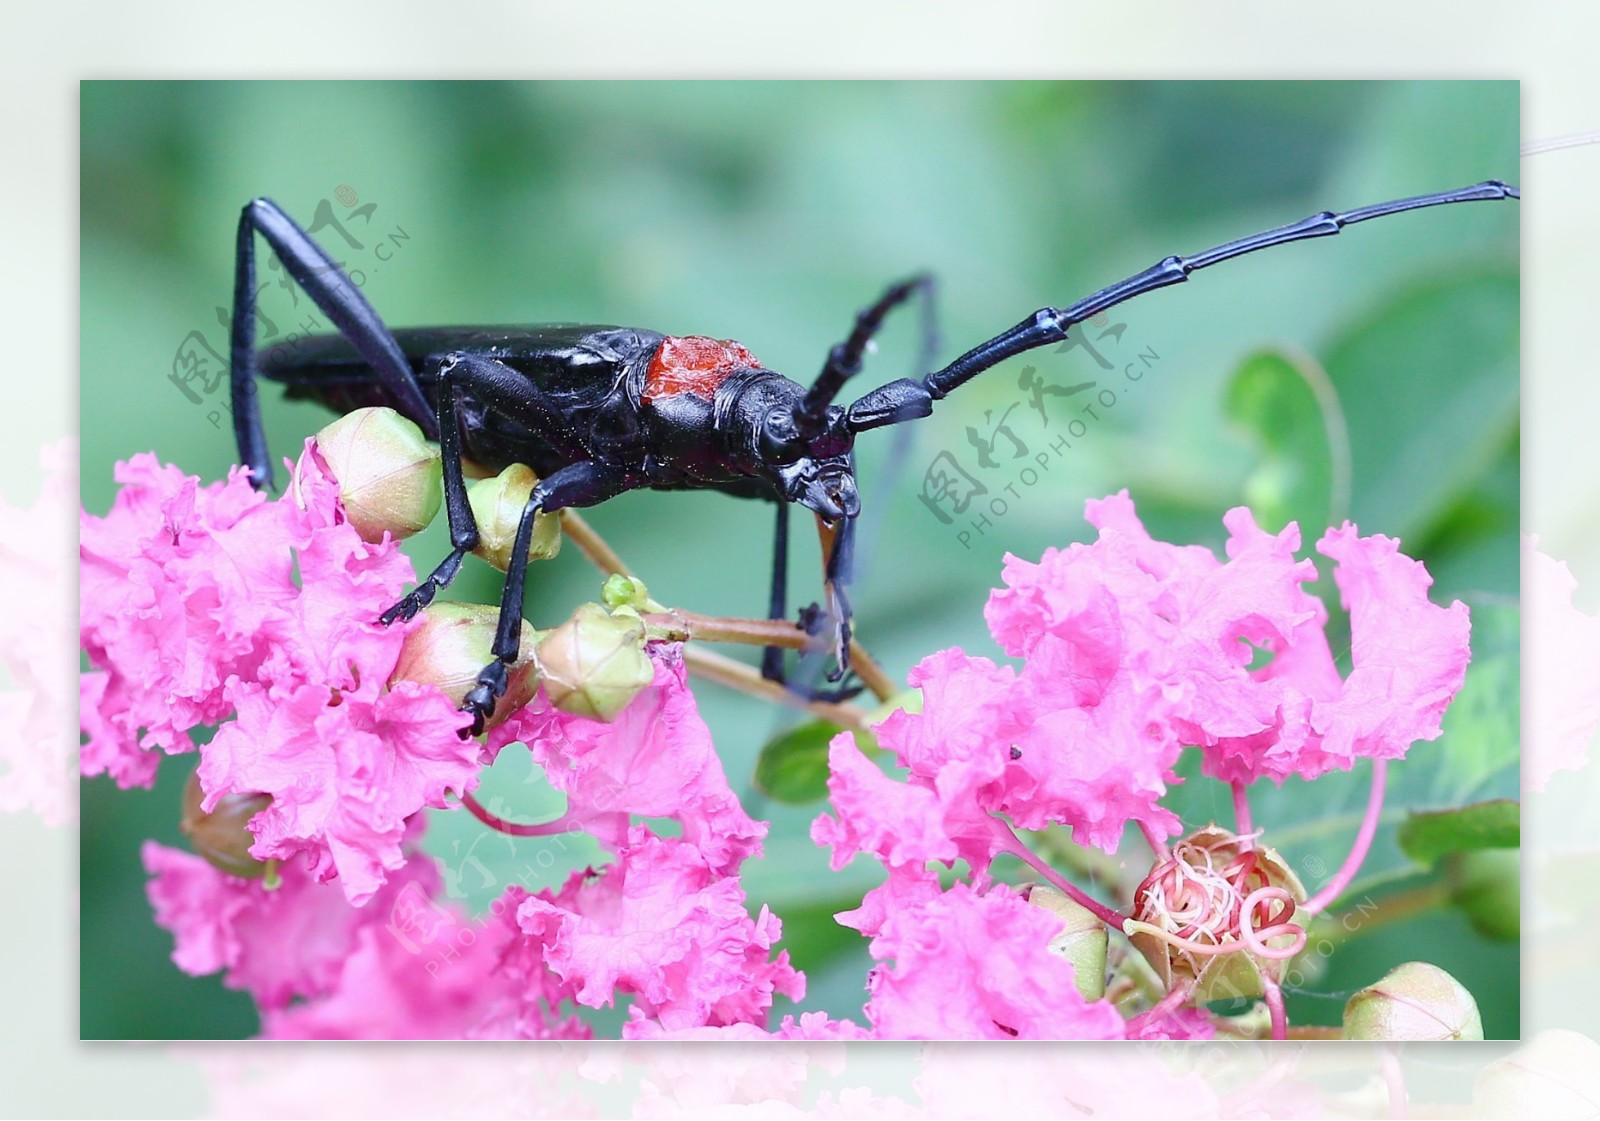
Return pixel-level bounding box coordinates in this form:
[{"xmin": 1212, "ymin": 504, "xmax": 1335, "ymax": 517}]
[
  {"xmin": 459, "ymin": 459, "xmax": 639, "ymax": 735},
  {"xmin": 379, "ymin": 351, "xmax": 591, "ymax": 625}
]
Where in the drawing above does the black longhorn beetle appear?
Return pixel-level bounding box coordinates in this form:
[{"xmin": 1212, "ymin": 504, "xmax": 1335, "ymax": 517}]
[{"xmin": 230, "ymin": 180, "xmax": 1519, "ymax": 734}]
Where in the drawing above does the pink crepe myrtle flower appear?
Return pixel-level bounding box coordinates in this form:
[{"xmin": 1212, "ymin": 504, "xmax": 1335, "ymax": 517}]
[
  {"xmin": 862, "ymin": 881, "xmax": 1128, "ymax": 1040},
  {"xmin": 83, "ymin": 446, "xmax": 479, "ymax": 904},
  {"xmin": 486, "ymin": 648, "xmax": 764, "ymax": 875},
  {"xmin": 985, "ymin": 491, "xmax": 1470, "ymax": 789},
  {"xmin": 142, "ymin": 833, "xmax": 442, "ymax": 1010},
  {"xmin": 518, "ymin": 826, "xmax": 803, "ymax": 1034},
  {"xmin": 260, "ymin": 897, "xmax": 587, "ymax": 1041}
]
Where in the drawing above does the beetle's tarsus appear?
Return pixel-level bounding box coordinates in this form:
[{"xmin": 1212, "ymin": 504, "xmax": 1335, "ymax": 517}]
[
  {"xmin": 379, "ymin": 583, "xmax": 437, "ymax": 626},
  {"xmin": 459, "ymin": 661, "xmax": 509, "ymax": 737}
]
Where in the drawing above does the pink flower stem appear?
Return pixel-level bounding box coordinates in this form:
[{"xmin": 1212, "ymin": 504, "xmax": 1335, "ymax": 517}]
[
  {"xmin": 1129, "ymin": 978, "xmax": 1193, "ymax": 1036},
  {"xmin": 458, "ymin": 791, "xmax": 572, "ymax": 837},
  {"xmin": 1302, "ymin": 758, "xmax": 1388, "ymax": 915},
  {"xmin": 993, "ymin": 817, "xmax": 1128, "ymax": 929},
  {"xmin": 1232, "ymin": 781, "xmax": 1254, "ymax": 841},
  {"xmin": 1262, "ymin": 973, "xmax": 1288, "ymax": 1041},
  {"xmin": 1137, "ymin": 818, "xmax": 1172, "ymax": 862}
]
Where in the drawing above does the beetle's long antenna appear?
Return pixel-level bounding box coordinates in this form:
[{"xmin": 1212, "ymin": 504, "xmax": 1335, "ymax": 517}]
[
  {"xmin": 798, "ymin": 273, "xmax": 933, "ymax": 436},
  {"xmin": 845, "ymin": 180, "xmax": 1519, "ymax": 433}
]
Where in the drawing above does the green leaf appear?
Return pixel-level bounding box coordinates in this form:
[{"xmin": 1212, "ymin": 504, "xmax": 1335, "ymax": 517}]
[
  {"xmin": 1398, "ymin": 800, "xmax": 1520, "ymax": 868},
  {"xmin": 1326, "ymin": 266, "xmax": 1518, "ymax": 541},
  {"xmin": 1223, "ymin": 347, "xmax": 1349, "ymax": 534},
  {"xmin": 755, "ymin": 720, "xmax": 848, "ymax": 805}
]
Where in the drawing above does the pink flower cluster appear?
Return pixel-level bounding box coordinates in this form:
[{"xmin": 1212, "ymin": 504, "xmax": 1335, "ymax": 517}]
[
  {"xmin": 137, "ymin": 651, "xmax": 801, "ymax": 1039},
  {"xmin": 791, "ymin": 492, "xmax": 1469, "ymax": 1038},
  {"xmin": 85, "ymin": 451, "xmax": 803, "ymax": 1038},
  {"xmin": 81, "ymin": 446, "xmax": 480, "ymax": 903},
  {"xmin": 86, "ymin": 455, "xmax": 1472, "ymax": 1039},
  {"xmin": 985, "ymin": 492, "xmax": 1470, "ymax": 791}
]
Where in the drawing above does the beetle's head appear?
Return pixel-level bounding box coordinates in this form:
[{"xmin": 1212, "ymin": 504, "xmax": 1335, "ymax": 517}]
[{"xmin": 728, "ymin": 380, "xmax": 860, "ymax": 521}]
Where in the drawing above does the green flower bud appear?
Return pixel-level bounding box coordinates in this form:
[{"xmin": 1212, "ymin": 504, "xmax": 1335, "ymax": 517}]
[
  {"xmin": 389, "ymin": 602, "xmax": 541, "ymax": 731},
  {"xmin": 313, "ymin": 407, "xmax": 443, "ymax": 542},
  {"xmin": 1474, "ymin": 1030, "xmax": 1600, "ymax": 1117},
  {"xmin": 536, "ymin": 602, "xmax": 653, "ymax": 721},
  {"xmin": 1343, "ymin": 961, "xmax": 1484, "ymax": 1040},
  {"xmin": 467, "ymin": 464, "xmax": 561, "ymax": 573},
  {"xmin": 1027, "ymin": 884, "xmax": 1109, "ymax": 1001},
  {"xmin": 180, "ymin": 769, "xmax": 272, "ymax": 879},
  {"xmin": 600, "ymin": 573, "xmax": 655, "ymax": 612}
]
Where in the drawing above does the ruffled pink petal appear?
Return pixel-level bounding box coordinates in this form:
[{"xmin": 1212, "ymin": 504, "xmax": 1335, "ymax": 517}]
[
  {"xmin": 863, "ymin": 883, "xmax": 1128, "ymax": 1040},
  {"xmin": 200, "ymin": 679, "xmax": 477, "ymax": 905},
  {"xmin": 142, "ymin": 840, "xmax": 442, "ymax": 1010},
  {"xmin": 486, "ymin": 647, "xmax": 764, "ymax": 874},
  {"xmin": 516, "ymin": 828, "xmax": 802, "ymax": 1031}
]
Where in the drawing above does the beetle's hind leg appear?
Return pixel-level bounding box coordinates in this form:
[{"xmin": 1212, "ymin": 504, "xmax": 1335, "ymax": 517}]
[{"xmin": 229, "ymin": 198, "xmax": 436, "ymax": 490}]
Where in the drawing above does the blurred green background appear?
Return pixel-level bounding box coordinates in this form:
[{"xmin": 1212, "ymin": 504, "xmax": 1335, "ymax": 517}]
[{"xmin": 80, "ymin": 81, "xmax": 1519, "ymax": 1039}]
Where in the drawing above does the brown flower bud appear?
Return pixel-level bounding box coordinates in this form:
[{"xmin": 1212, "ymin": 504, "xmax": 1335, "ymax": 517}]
[
  {"xmin": 180, "ymin": 769, "xmax": 272, "ymax": 879},
  {"xmin": 467, "ymin": 464, "xmax": 561, "ymax": 573},
  {"xmin": 313, "ymin": 407, "xmax": 442, "ymax": 542},
  {"xmin": 1343, "ymin": 961, "xmax": 1484, "ymax": 1040},
  {"xmin": 1027, "ymin": 884, "xmax": 1109, "ymax": 1001},
  {"xmin": 388, "ymin": 602, "xmax": 541, "ymax": 730},
  {"xmin": 535, "ymin": 603, "xmax": 653, "ymax": 721}
]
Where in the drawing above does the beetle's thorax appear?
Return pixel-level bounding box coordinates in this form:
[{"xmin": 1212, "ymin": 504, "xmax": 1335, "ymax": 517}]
[{"xmin": 635, "ymin": 334, "xmax": 858, "ymax": 519}]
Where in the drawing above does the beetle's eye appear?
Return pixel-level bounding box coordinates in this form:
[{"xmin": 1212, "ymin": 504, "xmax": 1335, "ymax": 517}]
[{"xmin": 760, "ymin": 409, "xmax": 803, "ymax": 465}]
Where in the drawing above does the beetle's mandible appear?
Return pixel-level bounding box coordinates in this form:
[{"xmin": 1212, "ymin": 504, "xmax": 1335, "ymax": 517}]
[{"xmin": 228, "ymin": 182, "xmax": 1519, "ymax": 734}]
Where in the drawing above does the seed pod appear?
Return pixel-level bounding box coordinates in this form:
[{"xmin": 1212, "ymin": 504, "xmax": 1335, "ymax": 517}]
[
  {"xmin": 389, "ymin": 602, "xmax": 542, "ymax": 730},
  {"xmin": 1128, "ymin": 825, "xmax": 1306, "ymax": 1003},
  {"xmin": 1343, "ymin": 961, "xmax": 1484, "ymax": 1040},
  {"xmin": 313, "ymin": 407, "xmax": 443, "ymax": 542},
  {"xmin": 467, "ymin": 464, "xmax": 562, "ymax": 572},
  {"xmin": 536, "ymin": 602, "xmax": 653, "ymax": 721},
  {"xmin": 1027, "ymin": 884, "xmax": 1109, "ymax": 1001},
  {"xmin": 180, "ymin": 769, "xmax": 272, "ymax": 879}
]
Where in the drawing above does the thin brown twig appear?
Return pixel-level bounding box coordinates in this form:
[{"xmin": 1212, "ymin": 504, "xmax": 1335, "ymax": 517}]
[{"xmin": 560, "ymin": 509, "xmax": 896, "ymax": 709}]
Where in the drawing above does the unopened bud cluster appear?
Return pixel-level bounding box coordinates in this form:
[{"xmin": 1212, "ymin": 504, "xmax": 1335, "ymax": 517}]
[
  {"xmin": 468, "ymin": 463, "xmax": 562, "ymax": 572},
  {"xmin": 535, "ymin": 600, "xmax": 654, "ymax": 721},
  {"xmin": 1027, "ymin": 885, "xmax": 1109, "ymax": 1001}
]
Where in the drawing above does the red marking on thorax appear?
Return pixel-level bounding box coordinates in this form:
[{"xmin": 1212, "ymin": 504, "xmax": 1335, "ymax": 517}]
[{"xmin": 643, "ymin": 335, "xmax": 763, "ymax": 404}]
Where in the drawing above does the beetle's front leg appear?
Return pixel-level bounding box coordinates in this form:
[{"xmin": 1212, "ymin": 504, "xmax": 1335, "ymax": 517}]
[
  {"xmin": 460, "ymin": 459, "xmax": 638, "ymax": 735},
  {"xmin": 762, "ymin": 503, "xmax": 864, "ymax": 704},
  {"xmin": 379, "ymin": 354, "xmax": 481, "ymax": 624}
]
